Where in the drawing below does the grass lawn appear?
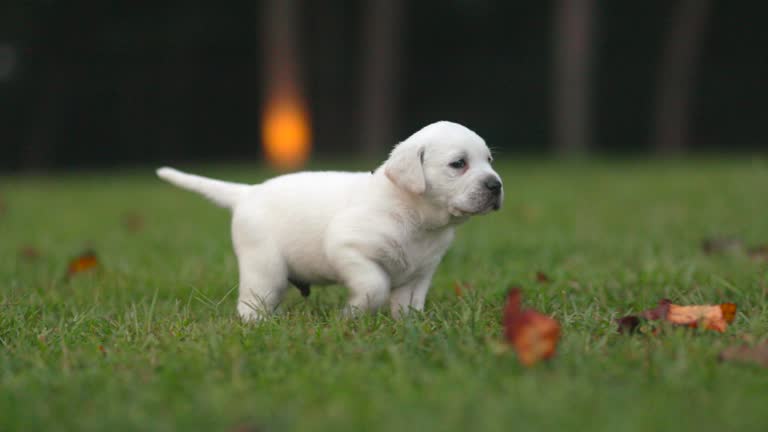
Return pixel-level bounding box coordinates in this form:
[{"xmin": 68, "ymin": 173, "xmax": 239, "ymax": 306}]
[{"xmin": 2, "ymin": 160, "xmax": 768, "ymax": 431}]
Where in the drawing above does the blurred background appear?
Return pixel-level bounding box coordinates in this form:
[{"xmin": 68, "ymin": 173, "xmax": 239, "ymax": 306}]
[{"xmin": 0, "ymin": 0, "xmax": 765, "ymax": 172}]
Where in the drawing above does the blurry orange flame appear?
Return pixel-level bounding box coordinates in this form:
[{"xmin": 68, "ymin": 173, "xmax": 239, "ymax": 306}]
[{"xmin": 261, "ymin": 94, "xmax": 311, "ymax": 170}]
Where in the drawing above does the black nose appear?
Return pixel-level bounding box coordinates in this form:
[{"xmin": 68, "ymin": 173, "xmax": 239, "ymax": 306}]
[{"xmin": 485, "ymin": 178, "xmax": 502, "ymax": 194}]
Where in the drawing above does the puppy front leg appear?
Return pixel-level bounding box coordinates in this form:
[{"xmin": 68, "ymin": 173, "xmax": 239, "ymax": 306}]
[
  {"xmin": 334, "ymin": 251, "xmax": 391, "ymax": 317},
  {"xmin": 389, "ymin": 270, "xmax": 435, "ymax": 319}
]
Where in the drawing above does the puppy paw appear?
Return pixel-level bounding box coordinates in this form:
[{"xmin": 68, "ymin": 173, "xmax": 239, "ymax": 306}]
[
  {"xmin": 238, "ymin": 302, "xmax": 267, "ymax": 323},
  {"xmin": 341, "ymin": 305, "xmax": 367, "ymax": 319}
]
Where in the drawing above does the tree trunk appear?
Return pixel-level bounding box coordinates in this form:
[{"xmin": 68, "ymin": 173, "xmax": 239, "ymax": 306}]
[
  {"xmin": 263, "ymin": 0, "xmax": 301, "ymax": 98},
  {"xmin": 310, "ymin": 1, "xmax": 349, "ymax": 154},
  {"xmin": 553, "ymin": 0, "xmax": 596, "ymax": 157},
  {"xmin": 359, "ymin": 0, "xmax": 405, "ymax": 158},
  {"xmin": 652, "ymin": 0, "xmax": 713, "ymax": 155}
]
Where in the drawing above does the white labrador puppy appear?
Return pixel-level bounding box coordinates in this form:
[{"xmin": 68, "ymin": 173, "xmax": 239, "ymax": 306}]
[{"xmin": 157, "ymin": 121, "xmax": 503, "ymax": 321}]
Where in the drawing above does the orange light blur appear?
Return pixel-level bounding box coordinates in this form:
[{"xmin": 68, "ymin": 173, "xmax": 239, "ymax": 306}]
[{"xmin": 261, "ymin": 94, "xmax": 311, "ymax": 170}]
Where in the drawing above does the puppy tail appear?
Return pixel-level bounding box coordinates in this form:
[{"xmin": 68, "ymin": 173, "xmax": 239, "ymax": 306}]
[{"xmin": 156, "ymin": 167, "xmax": 249, "ymax": 209}]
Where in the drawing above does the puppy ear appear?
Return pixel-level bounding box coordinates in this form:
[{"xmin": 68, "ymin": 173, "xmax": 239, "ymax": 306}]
[{"xmin": 384, "ymin": 140, "xmax": 426, "ymax": 195}]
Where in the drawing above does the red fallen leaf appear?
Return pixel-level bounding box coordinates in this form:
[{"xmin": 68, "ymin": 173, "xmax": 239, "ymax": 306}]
[
  {"xmin": 453, "ymin": 281, "xmax": 473, "ymax": 297},
  {"xmin": 616, "ymin": 315, "xmax": 643, "ymax": 334},
  {"xmin": 535, "ymin": 271, "xmax": 550, "ymax": 283},
  {"xmin": 503, "ymin": 287, "xmax": 561, "ymax": 366},
  {"xmin": 617, "ymin": 299, "xmax": 737, "ymax": 334},
  {"xmin": 719, "ymin": 342, "xmax": 768, "ymax": 368},
  {"xmin": 66, "ymin": 250, "xmax": 99, "ymax": 278},
  {"xmin": 453, "ymin": 282, "xmax": 464, "ymax": 297},
  {"xmin": 98, "ymin": 345, "xmax": 107, "ymax": 357},
  {"xmin": 121, "ymin": 211, "xmax": 145, "ymax": 233},
  {"xmin": 19, "ymin": 246, "xmax": 41, "ymax": 260}
]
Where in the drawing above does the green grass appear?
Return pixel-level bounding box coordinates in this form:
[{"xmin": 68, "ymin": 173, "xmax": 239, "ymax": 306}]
[{"xmin": 2, "ymin": 160, "xmax": 768, "ymax": 431}]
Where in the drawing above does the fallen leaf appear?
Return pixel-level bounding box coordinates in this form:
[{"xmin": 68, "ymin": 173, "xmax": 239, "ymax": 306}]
[
  {"xmin": 719, "ymin": 342, "xmax": 768, "ymax": 368},
  {"xmin": 18, "ymin": 246, "xmax": 41, "ymax": 260},
  {"xmin": 98, "ymin": 345, "xmax": 107, "ymax": 357},
  {"xmin": 617, "ymin": 299, "xmax": 736, "ymax": 334},
  {"xmin": 669, "ymin": 302, "xmax": 736, "ymax": 332},
  {"xmin": 535, "ymin": 271, "xmax": 550, "ymax": 283},
  {"xmin": 453, "ymin": 281, "xmax": 464, "ymax": 297},
  {"xmin": 701, "ymin": 237, "xmax": 744, "ymax": 255},
  {"xmin": 121, "ymin": 211, "xmax": 145, "ymax": 233},
  {"xmin": 503, "ymin": 287, "xmax": 561, "ymax": 366},
  {"xmin": 66, "ymin": 250, "xmax": 99, "ymax": 278},
  {"xmin": 453, "ymin": 281, "xmax": 473, "ymax": 297},
  {"xmin": 616, "ymin": 315, "xmax": 643, "ymax": 334}
]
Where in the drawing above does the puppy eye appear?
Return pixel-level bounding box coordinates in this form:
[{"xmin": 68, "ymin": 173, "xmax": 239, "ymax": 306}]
[
  {"xmin": 487, "ymin": 157, "xmax": 493, "ymax": 163},
  {"xmin": 448, "ymin": 159, "xmax": 466, "ymax": 169}
]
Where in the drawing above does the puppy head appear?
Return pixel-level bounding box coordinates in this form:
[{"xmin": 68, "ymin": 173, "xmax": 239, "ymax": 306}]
[{"xmin": 385, "ymin": 121, "xmax": 503, "ymax": 218}]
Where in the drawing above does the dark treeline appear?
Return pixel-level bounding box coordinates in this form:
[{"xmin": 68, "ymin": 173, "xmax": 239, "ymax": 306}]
[{"xmin": 0, "ymin": 1, "xmax": 766, "ymax": 171}]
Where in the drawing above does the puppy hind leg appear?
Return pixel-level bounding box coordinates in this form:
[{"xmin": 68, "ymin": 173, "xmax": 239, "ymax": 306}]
[{"xmin": 235, "ymin": 248, "xmax": 289, "ymax": 322}]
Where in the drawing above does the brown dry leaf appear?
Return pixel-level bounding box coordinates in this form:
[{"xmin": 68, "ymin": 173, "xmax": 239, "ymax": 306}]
[
  {"xmin": 66, "ymin": 250, "xmax": 99, "ymax": 278},
  {"xmin": 121, "ymin": 211, "xmax": 145, "ymax": 233},
  {"xmin": 98, "ymin": 345, "xmax": 107, "ymax": 357},
  {"xmin": 535, "ymin": 271, "xmax": 550, "ymax": 283},
  {"xmin": 616, "ymin": 315, "xmax": 643, "ymax": 334},
  {"xmin": 453, "ymin": 281, "xmax": 473, "ymax": 298},
  {"xmin": 503, "ymin": 287, "xmax": 561, "ymax": 366},
  {"xmin": 617, "ymin": 299, "xmax": 737, "ymax": 334},
  {"xmin": 19, "ymin": 246, "xmax": 41, "ymax": 260},
  {"xmin": 719, "ymin": 343, "xmax": 768, "ymax": 368}
]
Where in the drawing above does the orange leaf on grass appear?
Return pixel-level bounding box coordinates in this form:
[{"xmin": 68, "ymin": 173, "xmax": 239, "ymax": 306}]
[
  {"xmin": 503, "ymin": 288, "xmax": 561, "ymax": 366},
  {"xmin": 668, "ymin": 302, "xmax": 736, "ymax": 332},
  {"xmin": 617, "ymin": 299, "xmax": 736, "ymax": 334},
  {"xmin": 66, "ymin": 250, "xmax": 99, "ymax": 278}
]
